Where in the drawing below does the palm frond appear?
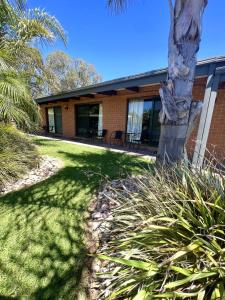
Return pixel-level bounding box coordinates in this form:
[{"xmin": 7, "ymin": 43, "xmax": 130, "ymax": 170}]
[
  {"xmin": 14, "ymin": 0, "xmax": 27, "ymax": 11},
  {"xmin": 0, "ymin": 70, "xmax": 40, "ymax": 130},
  {"xmin": 107, "ymin": 0, "xmax": 131, "ymax": 11},
  {"xmin": 1, "ymin": 1, "xmax": 67, "ymax": 46},
  {"xmin": 0, "ymin": 0, "xmax": 66, "ymax": 130},
  {"xmin": 17, "ymin": 8, "xmax": 67, "ymax": 46}
]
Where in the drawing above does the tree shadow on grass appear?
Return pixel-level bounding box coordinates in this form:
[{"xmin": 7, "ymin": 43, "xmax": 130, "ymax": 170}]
[{"xmin": 0, "ymin": 143, "xmax": 151, "ymax": 299}]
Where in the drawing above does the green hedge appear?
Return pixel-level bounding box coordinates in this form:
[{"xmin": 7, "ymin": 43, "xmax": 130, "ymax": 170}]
[{"xmin": 0, "ymin": 124, "xmax": 39, "ymax": 189}]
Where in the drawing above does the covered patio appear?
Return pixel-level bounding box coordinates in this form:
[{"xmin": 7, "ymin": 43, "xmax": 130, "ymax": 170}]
[
  {"xmin": 33, "ymin": 134, "xmax": 156, "ymax": 160},
  {"xmin": 36, "ymin": 56, "xmax": 225, "ymax": 164}
]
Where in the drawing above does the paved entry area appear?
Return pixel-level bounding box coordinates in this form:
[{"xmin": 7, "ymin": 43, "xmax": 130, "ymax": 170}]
[{"xmin": 32, "ymin": 135, "xmax": 156, "ymax": 161}]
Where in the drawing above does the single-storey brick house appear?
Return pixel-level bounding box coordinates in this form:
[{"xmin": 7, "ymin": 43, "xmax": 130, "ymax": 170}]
[{"xmin": 36, "ymin": 56, "xmax": 225, "ymax": 163}]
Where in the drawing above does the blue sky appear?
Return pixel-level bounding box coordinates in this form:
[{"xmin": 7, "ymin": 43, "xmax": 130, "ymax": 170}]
[{"xmin": 29, "ymin": 0, "xmax": 225, "ymax": 81}]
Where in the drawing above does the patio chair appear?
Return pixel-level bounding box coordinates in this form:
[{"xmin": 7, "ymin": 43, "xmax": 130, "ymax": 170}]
[
  {"xmin": 124, "ymin": 132, "xmax": 135, "ymax": 148},
  {"xmin": 95, "ymin": 129, "xmax": 107, "ymax": 143},
  {"xmin": 127, "ymin": 132, "xmax": 143, "ymax": 149},
  {"xmin": 43, "ymin": 125, "xmax": 55, "ymax": 134},
  {"xmin": 110, "ymin": 130, "xmax": 124, "ymax": 146},
  {"xmin": 86, "ymin": 129, "xmax": 97, "ymax": 142}
]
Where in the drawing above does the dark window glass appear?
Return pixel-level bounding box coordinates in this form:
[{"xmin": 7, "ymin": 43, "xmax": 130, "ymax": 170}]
[
  {"xmin": 76, "ymin": 104, "xmax": 99, "ymax": 137},
  {"xmin": 150, "ymin": 100, "xmax": 161, "ymax": 146},
  {"xmin": 142, "ymin": 101, "xmax": 153, "ymax": 144},
  {"xmin": 54, "ymin": 107, "xmax": 63, "ymax": 134},
  {"xmin": 77, "ymin": 105, "xmax": 90, "ymax": 136}
]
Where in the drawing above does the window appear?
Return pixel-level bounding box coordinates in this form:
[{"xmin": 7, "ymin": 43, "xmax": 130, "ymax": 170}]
[
  {"xmin": 127, "ymin": 98, "xmax": 161, "ymax": 146},
  {"xmin": 47, "ymin": 106, "xmax": 62, "ymax": 134},
  {"xmin": 76, "ymin": 103, "xmax": 102, "ymax": 137}
]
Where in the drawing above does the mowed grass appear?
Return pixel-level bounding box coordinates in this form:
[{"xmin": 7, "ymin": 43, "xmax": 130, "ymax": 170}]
[{"xmin": 0, "ymin": 138, "xmax": 151, "ymax": 299}]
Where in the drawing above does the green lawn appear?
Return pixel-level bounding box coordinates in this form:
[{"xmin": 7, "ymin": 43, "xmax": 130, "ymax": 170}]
[{"xmin": 0, "ymin": 138, "xmax": 150, "ymax": 299}]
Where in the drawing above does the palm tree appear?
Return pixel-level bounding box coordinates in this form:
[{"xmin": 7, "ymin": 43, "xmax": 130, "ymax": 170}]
[
  {"xmin": 108, "ymin": 0, "xmax": 207, "ymax": 162},
  {"xmin": 0, "ymin": 48, "xmax": 40, "ymax": 130},
  {"xmin": 0, "ymin": 0, "xmax": 66, "ymax": 130}
]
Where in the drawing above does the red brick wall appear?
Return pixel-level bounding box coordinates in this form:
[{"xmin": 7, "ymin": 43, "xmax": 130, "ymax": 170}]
[
  {"xmin": 39, "ymin": 77, "xmax": 225, "ymax": 160},
  {"xmin": 62, "ymin": 102, "xmax": 75, "ymax": 137},
  {"xmin": 39, "ymin": 84, "xmax": 161, "ymax": 141},
  {"xmin": 207, "ymin": 88, "xmax": 225, "ymax": 160},
  {"xmin": 186, "ymin": 77, "xmax": 207, "ymax": 154},
  {"xmin": 187, "ymin": 79, "xmax": 225, "ymax": 161}
]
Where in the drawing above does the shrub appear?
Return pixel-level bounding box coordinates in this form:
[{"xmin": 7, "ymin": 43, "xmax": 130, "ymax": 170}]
[
  {"xmin": 0, "ymin": 123, "xmax": 39, "ymax": 188},
  {"xmin": 98, "ymin": 163, "xmax": 225, "ymax": 299}
]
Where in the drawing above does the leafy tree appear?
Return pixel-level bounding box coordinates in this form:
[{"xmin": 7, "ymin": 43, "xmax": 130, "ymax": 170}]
[
  {"xmin": 108, "ymin": 0, "xmax": 207, "ymax": 162},
  {"xmin": 39, "ymin": 51, "xmax": 102, "ymax": 96},
  {"xmin": 0, "ymin": 0, "xmax": 66, "ymax": 130}
]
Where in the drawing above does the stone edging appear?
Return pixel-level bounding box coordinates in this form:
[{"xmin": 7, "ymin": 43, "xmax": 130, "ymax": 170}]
[{"xmin": 83, "ymin": 178, "xmax": 139, "ymax": 300}]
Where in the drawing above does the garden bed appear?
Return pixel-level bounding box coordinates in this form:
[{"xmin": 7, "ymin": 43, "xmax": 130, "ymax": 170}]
[
  {"xmin": 86, "ymin": 177, "xmax": 139, "ymax": 299},
  {"xmin": 0, "ymin": 155, "xmax": 62, "ymax": 195},
  {"xmin": 87, "ymin": 164, "xmax": 225, "ymax": 299}
]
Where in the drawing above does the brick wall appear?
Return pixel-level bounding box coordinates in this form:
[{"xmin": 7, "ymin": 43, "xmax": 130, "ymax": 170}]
[
  {"xmin": 187, "ymin": 79, "xmax": 225, "ymax": 161},
  {"xmin": 207, "ymin": 88, "xmax": 225, "ymax": 160},
  {"xmin": 186, "ymin": 77, "xmax": 207, "ymax": 155},
  {"xmin": 39, "ymin": 84, "xmax": 161, "ymax": 141},
  {"xmin": 39, "ymin": 77, "xmax": 225, "ymax": 160}
]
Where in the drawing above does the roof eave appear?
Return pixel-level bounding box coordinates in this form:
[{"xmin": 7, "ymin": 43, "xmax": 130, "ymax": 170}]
[{"xmin": 36, "ymin": 57, "xmax": 225, "ymax": 104}]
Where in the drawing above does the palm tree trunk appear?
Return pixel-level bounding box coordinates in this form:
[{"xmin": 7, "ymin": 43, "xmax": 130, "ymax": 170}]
[{"xmin": 157, "ymin": 0, "xmax": 207, "ymax": 162}]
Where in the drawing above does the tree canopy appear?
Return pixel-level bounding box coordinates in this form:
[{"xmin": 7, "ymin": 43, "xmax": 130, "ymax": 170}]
[
  {"xmin": 0, "ymin": 0, "xmax": 66, "ymax": 130},
  {"xmin": 37, "ymin": 51, "xmax": 102, "ymax": 97}
]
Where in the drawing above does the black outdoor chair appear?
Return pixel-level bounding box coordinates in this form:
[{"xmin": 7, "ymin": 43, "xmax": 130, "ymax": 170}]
[
  {"xmin": 110, "ymin": 130, "xmax": 124, "ymax": 146},
  {"xmin": 124, "ymin": 132, "xmax": 135, "ymax": 148},
  {"xmin": 86, "ymin": 129, "xmax": 97, "ymax": 142},
  {"xmin": 95, "ymin": 129, "xmax": 107, "ymax": 143},
  {"xmin": 126, "ymin": 132, "xmax": 143, "ymax": 149},
  {"xmin": 43, "ymin": 125, "xmax": 55, "ymax": 134},
  {"xmin": 129, "ymin": 130, "xmax": 159, "ymax": 150}
]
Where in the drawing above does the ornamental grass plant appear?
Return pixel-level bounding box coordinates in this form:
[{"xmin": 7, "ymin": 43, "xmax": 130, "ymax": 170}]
[{"xmin": 98, "ymin": 162, "xmax": 225, "ymax": 299}]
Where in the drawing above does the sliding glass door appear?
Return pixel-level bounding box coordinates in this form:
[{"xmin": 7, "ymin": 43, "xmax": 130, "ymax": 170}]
[
  {"xmin": 127, "ymin": 98, "xmax": 161, "ymax": 146},
  {"xmin": 76, "ymin": 103, "xmax": 102, "ymax": 137},
  {"xmin": 47, "ymin": 106, "xmax": 62, "ymax": 134}
]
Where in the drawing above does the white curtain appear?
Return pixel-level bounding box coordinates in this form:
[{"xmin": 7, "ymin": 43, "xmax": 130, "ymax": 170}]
[
  {"xmin": 48, "ymin": 108, "xmax": 55, "ymax": 133},
  {"xmin": 98, "ymin": 103, "xmax": 103, "ymax": 135},
  {"xmin": 127, "ymin": 100, "xmax": 144, "ymax": 141}
]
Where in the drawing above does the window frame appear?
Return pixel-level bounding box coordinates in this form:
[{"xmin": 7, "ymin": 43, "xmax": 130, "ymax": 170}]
[
  {"xmin": 46, "ymin": 106, "xmax": 63, "ymax": 135},
  {"xmin": 126, "ymin": 96, "xmax": 161, "ymax": 146},
  {"xmin": 75, "ymin": 102, "xmax": 102, "ymax": 137}
]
